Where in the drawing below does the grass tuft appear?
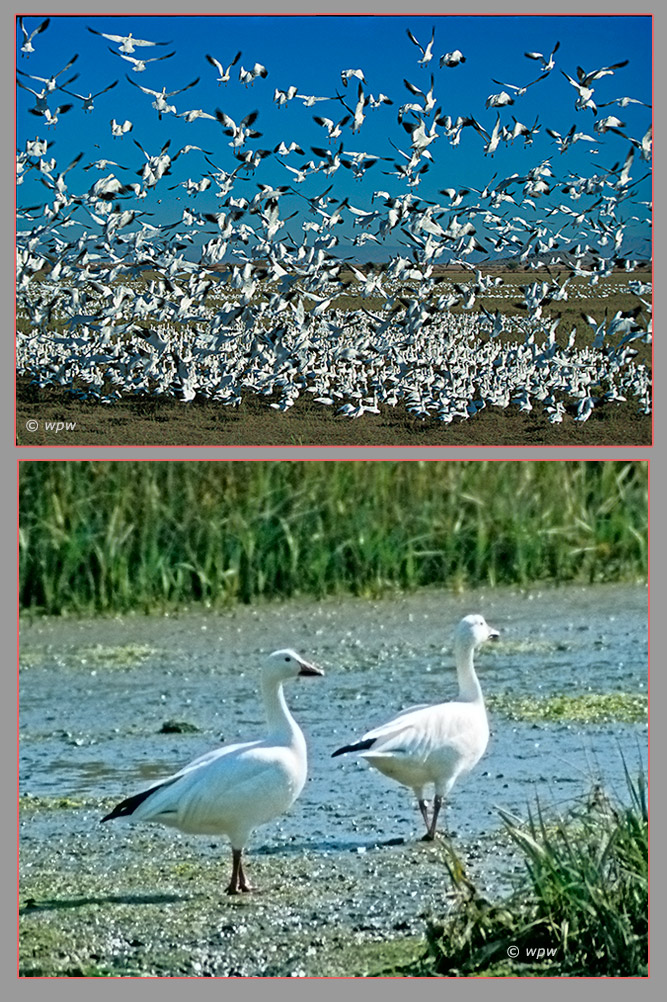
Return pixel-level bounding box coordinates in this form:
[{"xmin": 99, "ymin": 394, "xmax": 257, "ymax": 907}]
[{"xmin": 405, "ymin": 769, "xmax": 648, "ymax": 977}]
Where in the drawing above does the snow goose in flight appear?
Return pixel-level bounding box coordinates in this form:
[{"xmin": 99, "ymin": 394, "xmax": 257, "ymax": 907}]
[
  {"xmin": 215, "ymin": 108, "xmax": 262, "ymax": 149},
  {"xmin": 296, "ymin": 92, "xmax": 331, "ymax": 107},
  {"xmin": 28, "ymin": 103, "xmax": 72, "ymax": 128},
  {"xmin": 125, "ymin": 75, "xmax": 200, "ymax": 120},
  {"xmin": 19, "ymin": 16, "xmax": 50, "ymax": 57},
  {"xmin": 406, "ymin": 27, "xmax": 436, "ymax": 67},
  {"xmin": 341, "ymin": 68, "xmax": 366, "ymax": 87},
  {"xmin": 108, "ymin": 47, "xmax": 175, "ymax": 72},
  {"xmin": 561, "ymin": 69, "xmax": 599, "ymax": 114},
  {"xmin": 593, "ymin": 115, "xmax": 627, "ymax": 135},
  {"xmin": 87, "ymin": 27, "xmax": 173, "ymax": 53},
  {"xmin": 367, "ymin": 92, "xmax": 393, "ymax": 109},
  {"xmin": 273, "ymin": 140, "xmax": 305, "ymax": 156},
  {"xmin": 575, "ymin": 60, "xmax": 629, "ymax": 87},
  {"xmin": 61, "ymin": 79, "xmax": 118, "ymax": 113},
  {"xmin": 110, "ymin": 118, "xmax": 133, "ymax": 138},
  {"xmin": 336, "ymin": 83, "xmax": 368, "ymax": 133},
  {"xmin": 102, "ymin": 650, "xmax": 324, "ymax": 895},
  {"xmin": 16, "ymin": 78, "xmax": 50, "ymax": 114},
  {"xmin": 491, "ymin": 72, "xmax": 548, "ymax": 98},
  {"xmin": 599, "ymin": 95, "xmax": 651, "ymax": 109},
  {"xmin": 17, "ymin": 55, "xmax": 79, "ymax": 93},
  {"xmin": 524, "ymin": 40, "xmax": 560, "ymax": 72},
  {"xmin": 274, "ymin": 86, "xmax": 298, "ymax": 107},
  {"xmin": 205, "ymin": 51, "xmax": 241, "ymax": 85},
  {"xmin": 332, "ymin": 614, "xmax": 499, "ymax": 841},
  {"xmin": 439, "ymin": 49, "xmax": 465, "ymax": 67},
  {"xmin": 239, "ymin": 62, "xmax": 268, "ymax": 87},
  {"xmin": 176, "ymin": 107, "xmax": 217, "ymax": 123},
  {"xmin": 402, "ymin": 75, "xmax": 437, "ymax": 116},
  {"xmin": 545, "ymin": 124, "xmax": 596, "ymax": 153}
]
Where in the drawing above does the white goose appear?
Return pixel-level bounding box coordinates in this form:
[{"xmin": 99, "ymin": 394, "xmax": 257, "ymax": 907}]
[
  {"xmin": 19, "ymin": 16, "xmax": 50, "ymax": 57},
  {"xmin": 102, "ymin": 649, "xmax": 324, "ymax": 895},
  {"xmin": 205, "ymin": 51, "xmax": 241, "ymax": 86},
  {"xmin": 332, "ymin": 614, "xmax": 499, "ymax": 840},
  {"xmin": 87, "ymin": 27, "xmax": 173, "ymax": 53}
]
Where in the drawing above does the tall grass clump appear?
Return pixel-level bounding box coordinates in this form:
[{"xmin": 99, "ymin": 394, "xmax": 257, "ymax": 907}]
[
  {"xmin": 416, "ymin": 768, "xmax": 648, "ymax": 977},
  {"xmin": 19, "ymin": 461, "xmax": 647, "ymax": 615}
]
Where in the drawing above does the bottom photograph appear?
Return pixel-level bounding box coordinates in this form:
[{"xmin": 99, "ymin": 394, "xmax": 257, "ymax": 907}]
[{"xmin": 18, "ymin": 460, "xmax": 649, "ymax": 979}]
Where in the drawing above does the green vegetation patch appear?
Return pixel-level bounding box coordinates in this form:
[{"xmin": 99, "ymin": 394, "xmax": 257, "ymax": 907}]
[
  {"xmin": 19, "ymin": 461, "xmax": 648, "ymax": 616},
  {"xmin": 487, "ymin": 691, "xmax": 648, "ymax": 724},
  {"xmin": 20, "ymin": 643, "xmax": 160, "ymax": 671},
  {"xmin": 75, "ymin": 644, "xmax": 159, "ymax": 668},
  {"xmin": 19, "ymin": 794, "xmax": 94, "ymax": 814},
  {"xmin": 402, "ymin": 772, "xmax": 648, "ymax": 977}
]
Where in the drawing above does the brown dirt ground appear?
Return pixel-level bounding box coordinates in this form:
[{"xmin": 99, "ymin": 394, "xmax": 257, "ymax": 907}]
[{"xmin": 16, "ymin": 376, "xmax": 652, "ymax": 448}]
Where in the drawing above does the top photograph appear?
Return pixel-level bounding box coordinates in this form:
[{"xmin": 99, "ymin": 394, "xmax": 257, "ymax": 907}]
[{"xmin": 16, "ymin": 12, "xmax": 652, "ymax": 447}]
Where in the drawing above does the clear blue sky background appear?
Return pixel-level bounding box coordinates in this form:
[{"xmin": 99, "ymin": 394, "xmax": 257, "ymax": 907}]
[{"xmin": 16, "ymin": 13, "xmax": 652, "ymax": 260}]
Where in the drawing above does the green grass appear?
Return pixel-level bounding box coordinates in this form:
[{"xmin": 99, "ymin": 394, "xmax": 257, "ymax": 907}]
[
  {"xmin": 19, "ymin": 461, "xmax": 648, "ymax": 616},
  {"xmin": 487, "ymin": 691, "xmax": 648, "ymax": 724},
  {"xmin": 399, "ymin": 769, "xmax": 648, "ymax": 977}
]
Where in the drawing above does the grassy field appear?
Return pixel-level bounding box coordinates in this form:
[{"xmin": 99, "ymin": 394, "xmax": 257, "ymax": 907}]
[
  {"xmin": 19, "ymin": 460, "xmax": 648, "ymax": 615},
  {"xmin": 16, "ymin": 270, "xmax": 652, "ymax": 447}
]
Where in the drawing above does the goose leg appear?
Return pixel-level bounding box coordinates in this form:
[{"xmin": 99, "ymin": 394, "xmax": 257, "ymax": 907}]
[
  {"xmin": 227, "ymin": 847, "xmax": 252, "ymax": 895},
  {"xmin": 418, "ymin": 798, "xmax": 430, "ymax": 834},
  {"xmin": 420, "ymin": 795, "xmax": 444, "ymax": 841},
  {"xmin": 237, "ymin": 854, "xmax": 252, "ymax": 893},
  {"xmin": 427, "ymin": 795, "xmax": 443, "ymax": 841}
]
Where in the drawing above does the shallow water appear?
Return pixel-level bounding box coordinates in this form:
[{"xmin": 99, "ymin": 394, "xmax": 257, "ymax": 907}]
[
  {"xmin": 20, "ymin": 583, "xmax": 647, "ymax": 833},
  {"xmin": 19, "ymin": 584, "xmax": 648, "ymax": 975}
]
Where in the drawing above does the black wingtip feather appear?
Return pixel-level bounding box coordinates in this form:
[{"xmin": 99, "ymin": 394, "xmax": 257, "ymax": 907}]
[
  {"xmin": 331, "ymin": 737, "xmax": 376, "ymax": 758},
  {"xmin": 100, "ymin": 782, "xmax": 166, "ymax": 823}
]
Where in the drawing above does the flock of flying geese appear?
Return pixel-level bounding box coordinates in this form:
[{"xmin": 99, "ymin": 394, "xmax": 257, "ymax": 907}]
[
  {"xmin": 16, "ymin": 18, "xmax": 652, "ymax": 427},
  {"xmin": 102, "ymin": 614, "xmax": 499, "ymax": 895}
]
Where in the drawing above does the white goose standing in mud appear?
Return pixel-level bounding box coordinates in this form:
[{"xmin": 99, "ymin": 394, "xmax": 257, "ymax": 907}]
[
  {"xmin": 333, "ymin": 615, "xmax": 499, "ymax": 840},
  {"xmin": 102, "ymin": 649, "xmax": 324, "ymax": 894}
]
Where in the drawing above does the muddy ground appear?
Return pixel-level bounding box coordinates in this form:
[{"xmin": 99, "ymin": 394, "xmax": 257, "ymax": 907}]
[
  {"xmin": 19, "ymin": 586, "xmax": 648, "ymax": 977},
  {"xmin": 16, "ymin": 377, "xmax": 652, "ymax": 447}
]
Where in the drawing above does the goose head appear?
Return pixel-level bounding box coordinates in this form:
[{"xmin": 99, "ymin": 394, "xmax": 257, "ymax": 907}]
[
  {"xmin": 455, "ymin": 614, "xmax": 500, "ymax": 651},
  {"xmin": 267, "ymin": 648, "xmax": 324, "ymax": 682}
]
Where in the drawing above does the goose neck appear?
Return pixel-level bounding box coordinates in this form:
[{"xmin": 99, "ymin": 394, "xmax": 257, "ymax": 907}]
[
  {"xmin": 454, "ymin": 641, "xmax": 484, "ymax": 703},
  {"xmin": 261, "ymin": 676, "xmax": 300, "ymax": 743}
]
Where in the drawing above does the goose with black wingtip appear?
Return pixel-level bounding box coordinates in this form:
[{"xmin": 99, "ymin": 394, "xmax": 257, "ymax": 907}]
[
  {"xmin": 332, "ymin": 614, "xmax": 499, "ymax": 841},
  {"xmin": 102, "ymin": 649, "xmax": 324, "ymax": 895}
]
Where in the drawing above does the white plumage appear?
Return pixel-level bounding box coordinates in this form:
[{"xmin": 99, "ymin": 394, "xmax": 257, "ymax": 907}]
[
  {"xmin": 332, "ymin": 614, "xmax": 499, "ymax": 840},
  {"xmin": 102, "ymin": 649, "xmax": 323, "ymax": 894}
]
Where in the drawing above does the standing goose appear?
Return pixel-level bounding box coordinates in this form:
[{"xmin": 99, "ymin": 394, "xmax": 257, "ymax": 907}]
[
  {"xmin": 332, "ymin": 614, "xmax": 499, "ymax": 840},
  {"xmin": 102, "ymin": 649, "xmax": 324, "ymax": 895}
]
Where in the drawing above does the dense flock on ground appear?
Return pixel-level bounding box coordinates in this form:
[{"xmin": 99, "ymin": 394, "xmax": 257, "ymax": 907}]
[{"xmin": 16, "ymin": 18, "xmax": 652, "ymax": 424}]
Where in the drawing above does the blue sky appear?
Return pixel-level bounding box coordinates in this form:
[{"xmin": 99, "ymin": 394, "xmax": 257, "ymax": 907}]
[{"xmin": 16, "ymin": 13, "xmax": 652, "ymax": 261}]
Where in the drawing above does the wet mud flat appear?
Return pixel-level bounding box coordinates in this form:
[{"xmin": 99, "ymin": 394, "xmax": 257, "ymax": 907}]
[{"xmin": 19, "ymin": 585, "xmax": 648, "ymax": 977}]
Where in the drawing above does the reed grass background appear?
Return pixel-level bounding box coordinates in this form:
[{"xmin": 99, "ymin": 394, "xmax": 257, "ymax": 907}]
[{"xmin": 19, "ymin": 461, "xmax": 648, "ymax": 616}]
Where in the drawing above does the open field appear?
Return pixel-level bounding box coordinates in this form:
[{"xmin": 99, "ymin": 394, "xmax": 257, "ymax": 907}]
[
  {"xmin": 17, "ymin": 15, "xmax": 651, "ymax": 447},
  {"xmin": 15, "ymin": 378, "xmax": 652, "ymax": 447},
  {"xmin": 17, "ymin": 271, "xmax": 652, "ymax": 447}
]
